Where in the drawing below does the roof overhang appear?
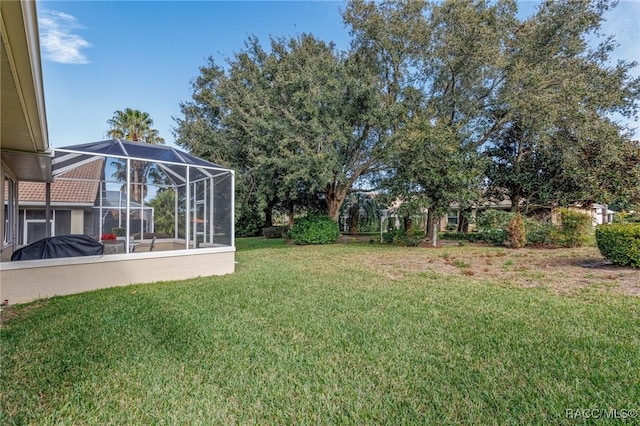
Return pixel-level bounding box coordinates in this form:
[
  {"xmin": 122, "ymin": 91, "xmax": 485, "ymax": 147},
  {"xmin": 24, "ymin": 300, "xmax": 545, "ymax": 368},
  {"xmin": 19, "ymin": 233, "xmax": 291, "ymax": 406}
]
[
  {"xmin": 1, "ymin": 0, "xmax": 51, "ymax": 180},
  {"xmin": 1, "ymin": 150, "xmax": 52, "ymax": 182}
]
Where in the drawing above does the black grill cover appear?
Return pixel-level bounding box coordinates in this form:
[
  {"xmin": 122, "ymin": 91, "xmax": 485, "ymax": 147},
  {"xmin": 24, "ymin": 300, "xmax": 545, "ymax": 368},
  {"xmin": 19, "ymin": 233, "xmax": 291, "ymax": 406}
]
[{"xmin": 11, "ymin": 235, "xmax": 104, "ymax": 261}]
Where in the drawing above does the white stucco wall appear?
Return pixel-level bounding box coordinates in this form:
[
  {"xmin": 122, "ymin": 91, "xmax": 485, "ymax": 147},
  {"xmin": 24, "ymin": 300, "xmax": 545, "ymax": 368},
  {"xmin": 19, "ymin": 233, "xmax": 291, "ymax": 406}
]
[
  {"xmin": 0, "ymin": 247, "xmax": 235, "ymax": 305},
  {"xmin": 71, "ymin": 208, "xmax": 84, "ymax": 234}
]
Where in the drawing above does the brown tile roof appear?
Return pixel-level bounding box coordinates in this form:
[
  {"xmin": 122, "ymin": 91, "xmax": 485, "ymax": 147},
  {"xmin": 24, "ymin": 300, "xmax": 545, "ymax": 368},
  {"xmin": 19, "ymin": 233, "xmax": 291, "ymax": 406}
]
[{"xmin": 18, "ymin": 158, "xmax": 104, "ymax": 205}]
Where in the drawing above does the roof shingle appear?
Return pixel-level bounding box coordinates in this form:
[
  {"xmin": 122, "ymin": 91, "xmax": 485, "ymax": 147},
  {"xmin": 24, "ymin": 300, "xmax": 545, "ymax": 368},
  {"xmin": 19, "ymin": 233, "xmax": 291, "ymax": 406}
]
[{"xmin": 18, "ymin": 158, "xmax": 103, "ymax": 205}]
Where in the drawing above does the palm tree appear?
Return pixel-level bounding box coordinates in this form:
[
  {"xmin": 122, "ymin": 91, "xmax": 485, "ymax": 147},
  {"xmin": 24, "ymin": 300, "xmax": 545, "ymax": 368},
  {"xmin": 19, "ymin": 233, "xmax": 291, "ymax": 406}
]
[
  {"xmin": 107, "ymin": 108, "xmax": 165, "ymax": 144},
  {"xmin": 107, "ymin": 108, "xmax": 166, "ymax": 202}
]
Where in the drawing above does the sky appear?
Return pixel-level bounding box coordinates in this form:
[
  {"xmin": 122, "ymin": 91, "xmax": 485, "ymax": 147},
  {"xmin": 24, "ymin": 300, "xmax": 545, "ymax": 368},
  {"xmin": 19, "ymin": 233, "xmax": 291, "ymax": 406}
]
[{"xmin": 37, "ymin": 1, "xmax": 640, "ymax": 150}]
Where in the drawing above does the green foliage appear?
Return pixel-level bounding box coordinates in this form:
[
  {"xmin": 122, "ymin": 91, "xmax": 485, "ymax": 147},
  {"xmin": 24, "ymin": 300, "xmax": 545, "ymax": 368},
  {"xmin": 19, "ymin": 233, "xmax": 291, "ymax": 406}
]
[
  {"xmin": 382, "ymin": 120, "xmax": 485, "ymax": 247},
  {"xmin": 478, "ymin": 229, "xmax": 508, "ymax": 246},
  {"xmin": 340, "ymin": 192, "xmax": 382, "ymax": 234},
  {"xmin": 236, "ymin": 219, "xmax": 262, "ymax": 238},
  {"xmin": 595, "ymin": 223, "xmax": 640, "ymax": 268},
  {"xmin": 524, "ymin": 219, "xmax": 554, "ymax": 246},
  {"xmin": 456, "ymin": 210, "xmax": 554, "ymax": 246},
  {"xmin": 107, "ymin": 109, "xmax": 167, "ymax": 204},
  {"xmin": 289, "ymin": 214, "xmax": 339, "ymax": 245},
  {"xmin": 175, "ymin": 33, "xmax": 385, "ymax": 224},
  {"xmin": 107, "ymin": 108, "xmax": 165, "ymax": 144},
  {"xmin": 474, "ymin": 210, "xmax": 511, "ymax": 245},
  {"xmin": 439, "ymin": 231, "xmax": 466, "ymax": 240},
  {"xmin": 148, "ymin": 189, "xmax": 177, "ymax": 236},
  {"xmin": 506, "ymin": 213, "xmax": 526, "ymax": 249},
  {"xmin": 484, "ymin": 0, "xmax": 640, "ymax": 209},
  {"xmin": 476, "ymin": 210, "xmax": 513, "ymax": 231},
  {"xmin": 236, "ymin": 209, "xmax": 263, "ymax": 238},
  {"xmin": 175, "ymin": 0, "xmax": 640, "ymax": 235},
  {"xmin": 112, "ymin": 227, "xmax": 125, "ymax": 237},
  {"xmin": 551, "ymin": 209, "xmax": 593, "ymax": 248},
  {"xmin": 382, "ymin": 228, "xmax": 422, "ymax": 246},
  {"xmin": 614, "ymin": 211, "xmax": 640, "ymax": 224}
]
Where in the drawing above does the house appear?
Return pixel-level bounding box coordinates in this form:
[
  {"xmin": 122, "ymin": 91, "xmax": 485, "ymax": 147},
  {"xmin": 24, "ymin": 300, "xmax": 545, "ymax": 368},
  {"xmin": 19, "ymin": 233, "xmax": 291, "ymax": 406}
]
[
  {"xmin": 551, "ymin": 203, "xmax": 616, "ymax": 227},
  {"xmin": 1, "ymin": 1, "xmax": 235, "ymax": 305},
  {"xmin": 1, "ymin": 0, "xmax": 51, "ymax": 262},
  {"xmin": 15, "ymin": 158, "xmax": 103, "ymax": 245},
  {"xmin": 12, "ymin": 157, "xmax": 157, "ymax": 244}
]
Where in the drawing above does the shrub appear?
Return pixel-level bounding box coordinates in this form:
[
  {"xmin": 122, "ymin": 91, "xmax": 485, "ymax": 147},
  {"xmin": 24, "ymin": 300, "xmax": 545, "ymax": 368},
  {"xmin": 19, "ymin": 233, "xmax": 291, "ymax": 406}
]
[
  {"xmin": 551, "ymin": 208, "xmax": 592, "ymax": 247},
  {"xmin": 439, "ymin": 231, "xmax": 467, "ymax": 241},
  {"xmin": 613, "ymin": 211, "xmax": 640, "ymax": 224},
  {"xmin": 524, "ymin": 219, "xmax": 554, "ymax": 245},
  {"xmin": 477, "ymin": 219, "xmax": 555, "ymax": 247},
  {"xmin": 112, "ymin": 227, "xmax": 126, "ymax": 237},
  {"xmin": 506, "ymin": 213, "xmax": 527, "ymax": 249},
  {"xmin": 382, "ymin": 229, "xmax": 422, "ymax": 246},
  {"xmin": 476, "ymin": 229, "xmax": 507, "ymax": 245},
  {"xmin": 235, "ymin": 211, "xmax": 262, "ymax": 237},
  {"xmin": 289, "ymin": 214, "xmax": 339, "ymax": 245},
  {"xmin": 595, "ymin": 223, "xmax": 640, "ymax": 268},
  {"xmin": 475, "ymin": 210, "xmax": 514, "ymax": 245},
  {"xmin": 262, "ymin": 226, "xmax": 288, "ymax": 239},
  {"xmin": 476, "ymin": 210, "xmax": 513, "ymax": 231}
]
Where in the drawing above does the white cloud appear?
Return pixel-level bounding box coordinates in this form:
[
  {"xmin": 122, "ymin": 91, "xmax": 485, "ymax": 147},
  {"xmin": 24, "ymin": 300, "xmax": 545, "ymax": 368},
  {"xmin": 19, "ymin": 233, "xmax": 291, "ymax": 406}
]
[{"xmin": 38, "ymin": 10, "xmax": 91, "ymax": 64}]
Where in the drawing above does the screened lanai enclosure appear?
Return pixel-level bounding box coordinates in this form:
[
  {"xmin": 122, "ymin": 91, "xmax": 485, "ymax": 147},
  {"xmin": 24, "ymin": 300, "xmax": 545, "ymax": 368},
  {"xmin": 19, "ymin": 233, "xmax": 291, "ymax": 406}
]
[
  {"xmin": 53, "ymin": 139, "xmax": 234, "ymax": 253},
  {"xmin": 2, "ymin": 139, "xmax": 235, "ymax": 305}
]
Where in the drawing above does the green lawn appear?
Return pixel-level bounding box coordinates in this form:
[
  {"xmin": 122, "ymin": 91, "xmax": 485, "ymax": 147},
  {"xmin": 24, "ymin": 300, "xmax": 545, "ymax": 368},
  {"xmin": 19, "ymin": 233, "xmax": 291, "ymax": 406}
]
[{"xmin": 1, "ymin": 239, "xmax": 639, "ymax": 424}]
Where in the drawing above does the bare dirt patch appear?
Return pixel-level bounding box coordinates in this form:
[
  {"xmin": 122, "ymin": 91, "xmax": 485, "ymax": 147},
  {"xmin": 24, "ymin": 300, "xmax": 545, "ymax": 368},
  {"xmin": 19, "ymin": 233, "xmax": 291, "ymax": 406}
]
[
  {"xmin": 344, "ymin": 242, "xmax": 639, "ymax": 296},
  {"xmin": 0, "ymin": 300, "xmax": 48, "ymax": 327}
]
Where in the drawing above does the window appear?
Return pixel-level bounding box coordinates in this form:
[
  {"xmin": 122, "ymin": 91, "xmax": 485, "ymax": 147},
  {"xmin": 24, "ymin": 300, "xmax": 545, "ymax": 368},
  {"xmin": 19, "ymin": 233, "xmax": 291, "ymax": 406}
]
[
  {"xmin": 3, "ymin": 176, "xmax": 15, "ymax": 247},
  {"xmin": 22, "ymin": 209, "xmax": 60, "ymax": 245},
  {"xmin": 447, "ymin": 210, "xmax": 459, "ymax": 225}
]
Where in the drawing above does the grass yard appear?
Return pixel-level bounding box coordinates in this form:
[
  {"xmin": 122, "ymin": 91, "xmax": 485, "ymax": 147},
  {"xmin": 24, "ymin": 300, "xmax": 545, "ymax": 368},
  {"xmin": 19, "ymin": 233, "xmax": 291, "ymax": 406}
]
[{"xmin": 1, "ymin": 239, "xmax": 639, "ymax": 424}]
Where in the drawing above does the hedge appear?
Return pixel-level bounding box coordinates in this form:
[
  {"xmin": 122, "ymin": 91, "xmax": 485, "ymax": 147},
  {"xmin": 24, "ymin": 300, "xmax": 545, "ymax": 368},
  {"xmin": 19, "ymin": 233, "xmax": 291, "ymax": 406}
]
[
  {"xmin": 289, "ymin": 214, "xmax": 339, "ymax": 245},
  {"xmin": 595, "ymin": 223, "xmax": 640, "ymax": 268}
]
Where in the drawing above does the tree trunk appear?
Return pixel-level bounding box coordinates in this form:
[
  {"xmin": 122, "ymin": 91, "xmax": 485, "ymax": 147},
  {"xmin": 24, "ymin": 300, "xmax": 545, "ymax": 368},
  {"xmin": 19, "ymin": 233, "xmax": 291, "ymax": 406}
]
[
  {"xmin": 131, "ymin": 161, "xmax": 145, "ymax": 203},
  {"xmin": 133, "ymin": 167, "xmax": 140, "ymax": 203},
  {"xmin": 510, "ymin": 195, "xmax": 521, "ymax": 213},
  {"xmin": 263, "ymin": 207, "xmax": 273, "ymax": 228},
  {"xmin": 458, "ymin": 208, "xmax": 470, "ymax": 233},
  {"xmin": 426, "ymin": 210, "xmax": 435, "ymax": 240},
  {"xmin": 431, "ymin": 219, "xmax": 439, "ymax": 247},
  {"xmin": 288, "ymin": 206, "xmax": 295, "ymax": 227},
  {"xmin": 348, "ymin": 204, "xmax": 359, "ymax": 235},
  {"xmin": 403, "ymin": 215, "xmax": 412, "ymax": 232},
  {"xmin": 326, "ymin": 183, "xmax": 348, "ymax": 222}
]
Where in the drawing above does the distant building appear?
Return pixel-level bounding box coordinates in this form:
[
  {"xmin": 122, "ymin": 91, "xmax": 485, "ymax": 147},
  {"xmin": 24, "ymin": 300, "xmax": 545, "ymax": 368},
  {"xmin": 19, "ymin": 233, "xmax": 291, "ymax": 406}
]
[
  {"xmin": 15, "ymin": 158, "xmax": 103, "ymax": 245},
  {"xmin": 14, "ymin": 158, "xmax": 154, "ymax": 244}
]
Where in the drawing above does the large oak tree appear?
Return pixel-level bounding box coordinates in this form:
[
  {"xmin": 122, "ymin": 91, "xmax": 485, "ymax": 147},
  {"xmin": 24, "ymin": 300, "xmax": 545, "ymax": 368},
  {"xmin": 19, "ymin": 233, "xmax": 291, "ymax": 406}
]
[
  {"xmin": 175, "ymin": 0, "xmax": 639, "ymax": 234},
  {"xmin": 175, "ymin": 34, "xmax": 385, "ymax": 226}
]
